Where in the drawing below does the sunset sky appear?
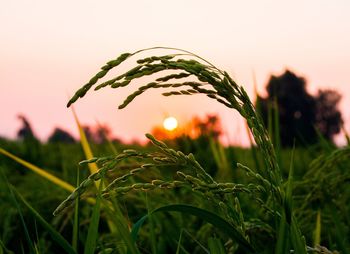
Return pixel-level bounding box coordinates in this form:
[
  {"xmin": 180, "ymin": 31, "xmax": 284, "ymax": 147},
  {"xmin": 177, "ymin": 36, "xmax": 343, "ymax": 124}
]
[{"xmin": 1, "ymin": 1, "xmax": 350, "ymax": 146}]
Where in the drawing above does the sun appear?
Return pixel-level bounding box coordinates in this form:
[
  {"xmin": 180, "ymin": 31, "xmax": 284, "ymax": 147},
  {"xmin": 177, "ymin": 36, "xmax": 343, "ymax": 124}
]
[{"xmin": 163, "ymin": 116, "xmax": 178, "ymax": 131}]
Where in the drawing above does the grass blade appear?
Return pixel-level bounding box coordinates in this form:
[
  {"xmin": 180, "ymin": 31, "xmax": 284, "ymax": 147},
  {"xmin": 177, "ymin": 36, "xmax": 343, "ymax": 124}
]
[
  {"xmin": 182, "ymin": 229, "xmax": 209, "ymax": 254},
  {"xmin": 273, "ymin": 97, "xmax": 281, "ymax": 164},
  {"xmin": 209, "ymin": 138, "xmax": 231, "ymax": 180},
  {"xmin": 0, "ymin": 147, "xmax": 96, "ymax": 210},
  {"xmin": 0, "ymin": 238, "xmax": 13, "ymax": 254},
  {"xmin": 145, "ymin": 194, "xmax": 157, "ymax": 254},
  {"xmin": 72, "ymin": 168, "xmax": 80, "ymax": 252},
  {"xmin": 130, "ymin": 214, "xmax": 148, "ymax": 242},
  {"xmin": 276, "ymin": 143, "xmax": 307, "ymax": 254},
  {"xmin": 275, "ymin": 213, "xmax": 289, "ymax": 254},
  {"xmin": 175, "ymin": 229, "xmax": 184, "ymax": 254},
  {"xmin": 313, "ymin": 210, "xmax": 321, "ymax": 247},
  {"xmin": 329, "ymin": 208, "xmax": 350, "ymax": 254},
  {"xmin": 11, "ymin": 186, "xmax": 77, "ymax": 254},
  {"xmin": 285, "ymin": 144, "xmax": 295, "ymax": 224},
  {"xmin": 285, "ymin": 144, "xmax": 307, "ymax": 254},
  {"xmin": 290, "ymin": 216, "xmax": 307, "ymax": 254},
  {"xmin": 0, "ymin": 148, "xmax": 75, "ymax": 192},
  {"xmin": 208, "ymin": 237, "xmax": 226, "ymax": 254},
  {"xmin": 84, "ymin": 181, "xmax": 102, "ymax": 254},
  {"xmin": 105, "ymin": 199, "xmax": 140, "ymax": 254},
  {"xmin": 71, "ymin": 108, "xmax": 99, "ymax": 177},
  {"xmin": 131, "ymin": 204, "xmax": 255, "ymax": 253},
  {"xmin": 2, "ymin": 180, "xmax": 35, "ymax": 253},
  {"xmin": 276, "ymin": 144, "xmax": 295, "ymax": 254},
  {"xmin": 72, "ymin": 108, "xmax": 116, "ymax": 234}
]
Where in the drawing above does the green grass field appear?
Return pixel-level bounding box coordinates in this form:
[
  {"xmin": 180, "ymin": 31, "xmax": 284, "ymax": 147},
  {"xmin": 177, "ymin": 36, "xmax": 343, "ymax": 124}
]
[{"xmin": 0, "ymin": 48, "xmax": 349, "ymax": 253}]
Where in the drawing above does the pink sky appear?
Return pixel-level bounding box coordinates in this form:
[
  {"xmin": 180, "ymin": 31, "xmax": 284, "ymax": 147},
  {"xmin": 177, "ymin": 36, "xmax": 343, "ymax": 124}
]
[{"xmin": 1, "ymin": 1, "xmax": 350, "ymax": 146}]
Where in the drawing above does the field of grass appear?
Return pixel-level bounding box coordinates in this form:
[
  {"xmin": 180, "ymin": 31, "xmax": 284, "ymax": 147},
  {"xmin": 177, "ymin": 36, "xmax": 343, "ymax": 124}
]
[{"xmin": 0, "ymin": 48, "xmax": 349, "ymax": 253}]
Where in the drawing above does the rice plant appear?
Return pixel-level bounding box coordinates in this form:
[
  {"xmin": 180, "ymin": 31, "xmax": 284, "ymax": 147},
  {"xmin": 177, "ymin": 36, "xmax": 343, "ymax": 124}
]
[
  {"xmin": 1, "ymin": 47, "xmax": 347, "ymax": 253},
  {"xmin": 57, "ymin": 47, "xmax": 318, "ymax": 253}
]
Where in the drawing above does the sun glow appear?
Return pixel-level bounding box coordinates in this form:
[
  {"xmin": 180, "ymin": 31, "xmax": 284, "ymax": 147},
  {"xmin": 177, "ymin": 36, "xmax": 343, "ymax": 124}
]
[{"xmin": 163, "ymin": 117, "xmax": 178, "ymax": 131}]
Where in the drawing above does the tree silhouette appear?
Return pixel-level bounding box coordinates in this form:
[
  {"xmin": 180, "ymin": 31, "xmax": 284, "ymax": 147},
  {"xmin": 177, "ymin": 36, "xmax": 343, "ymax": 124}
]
[
  {"xmin": 314, "ymin": 89, "xmax": 343, "ymax": 140},
  {"xmin": 94, "ymin": 124, "xmax": 112, "ymax": 144},
  {"xmin": 16, "ymin": 114, "xmax": 41, "ymax": 163},
  {"xmin": 173, "ymin": 114, "xmax": 223, "ymax": 177},
  {"xmin": 256, "ymin": 70, "xmax": 343, "ymax": 147},
  {"xmin": 191, "ymin": 114, "xmax": 222, "ymax": 140},
  {"xmin": 48, "ymin": 127, "xmax": 76, "ymax": 143},
  {"xmin": 81, "ymin": 124, "xmax": 114, "ymax": 144},
  {"xmin": 17, "ymin": 114, "xmax": 37, "ymax": 141},
  {"xmin": 151, "ymin": 114, "xmax": 222, "ymax": 141}
]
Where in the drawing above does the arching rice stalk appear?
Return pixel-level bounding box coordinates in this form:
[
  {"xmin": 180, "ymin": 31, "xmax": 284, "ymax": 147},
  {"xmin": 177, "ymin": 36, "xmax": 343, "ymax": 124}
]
[
  {"xmin": 52, "ymin": 48, "xmax": 318, "ymax": 252},
  {"xmin": 54, "ymin": 134, "xmax": 248, "ymax": 216},
  {"xmin": 67, "ymin": 47, "xmax": 282, "ymax": 193}
]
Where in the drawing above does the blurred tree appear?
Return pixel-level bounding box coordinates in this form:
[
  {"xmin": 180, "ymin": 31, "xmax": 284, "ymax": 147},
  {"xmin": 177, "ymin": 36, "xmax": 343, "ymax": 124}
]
[
  {"xmin": 314, "ymin": 89, "xmax": 343, "ymax": 141},
  {"xmin": 256, "ymin": 70, "xmax": 343, "ymax": 147},
  {"xmin": 82, "ymin": 126, "xmax": 94, "ymax": 142},
  {"xmin": 173, "ymin": 114, "xmax": 223, "ymax": 176},
  {"xmin": 94, "ymin": 123, "xmax": 112, "ymax": 144},
  {"xmin": 82, "ymin": 123, "xmax": 114, "ymax": 144},
  {"xmin": 16, "ymin": 114, "xmax": 41, "ymax": 163},
  {"xmin": 17, "ymin": 114, "xmax": 37, "ymax": 141},
  {"xmin": 191, "ymin": 114, "xmax": 222, "ymax": 140},
  {"xmin": 151, "ymin": 114, "xmax": 222, "ymax": 141},
  {"xmin": 48, "ymin": 127, "xmax": 76, "ymax": 143}
]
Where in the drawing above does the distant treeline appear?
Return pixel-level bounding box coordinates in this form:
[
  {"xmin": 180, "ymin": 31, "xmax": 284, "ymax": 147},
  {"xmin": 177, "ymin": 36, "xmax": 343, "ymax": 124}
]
[{"xmin": 8, "ymin": 69, "xmax": 345, "ymax": 148}]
